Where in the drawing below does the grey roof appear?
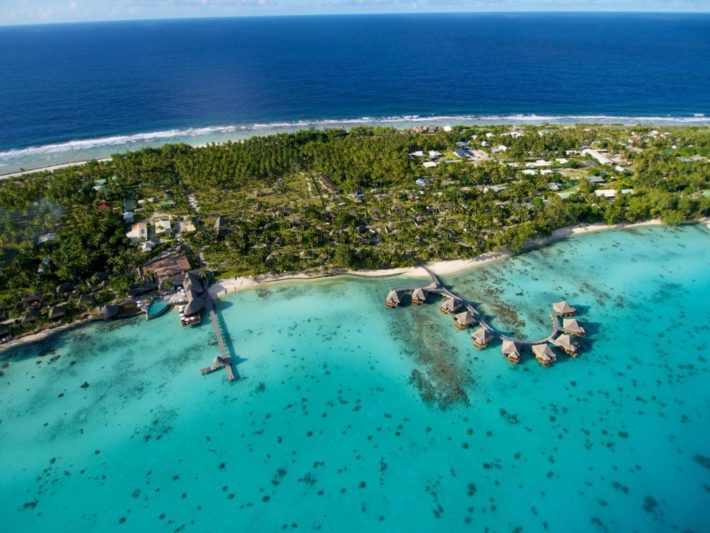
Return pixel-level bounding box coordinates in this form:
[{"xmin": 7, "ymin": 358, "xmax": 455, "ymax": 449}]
[
  {"xmin": 100, "ymin": 305, "xmax": 120, "ymax": 321},
  {"xmin": 184, "ymin": 296, "xmax": 205, "ymax": 316},
  {"xmin": 48, "ymin": 304, "xmax": 68, "ymax": 320},
  {"xmin": 56, "ymin": 282, "xmax": 76, "ymax": 295},
  {"xmin": 184, "ymin": 272, "xmax": 204, "ymax": 294}
]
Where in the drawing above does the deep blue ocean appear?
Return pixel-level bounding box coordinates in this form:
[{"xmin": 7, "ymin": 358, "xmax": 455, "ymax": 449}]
[{"xmin": 0, "ymin": 13, "xmax": 709, "ymax": 171}]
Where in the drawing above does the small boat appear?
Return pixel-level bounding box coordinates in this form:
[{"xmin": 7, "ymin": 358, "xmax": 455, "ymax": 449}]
[{"xmin": 146, "ymin": 297, "xmax": 172, "ymax": 320}]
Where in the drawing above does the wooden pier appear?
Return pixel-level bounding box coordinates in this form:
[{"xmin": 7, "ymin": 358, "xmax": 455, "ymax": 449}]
[
  {"xmin": 202, "ymin": 293, "xmax": 236, "ymax": 381},
  {"xmin": 387, "ymin": 265, "xmax": 583, "ymax": 365}
]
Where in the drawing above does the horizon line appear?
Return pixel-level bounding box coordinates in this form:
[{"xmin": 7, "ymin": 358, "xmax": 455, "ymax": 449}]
[{"xmin": 1, "ymin": 10, "xmax": 709, "ymax": 28}]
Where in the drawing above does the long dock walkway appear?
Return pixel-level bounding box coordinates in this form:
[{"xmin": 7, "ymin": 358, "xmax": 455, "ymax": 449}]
[
  {"xmin": 203, "ymin": 294, "xmax": 236, "ymax": 381},
  {"xmin": 392, "ymin": 265, "xmax": 561, "ymax": 346}
]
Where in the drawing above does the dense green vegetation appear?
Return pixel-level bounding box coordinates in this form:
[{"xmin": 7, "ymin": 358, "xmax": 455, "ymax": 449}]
[{"xmin": 1, "ymin": 124, "xmax": 709, "ymax": 339}]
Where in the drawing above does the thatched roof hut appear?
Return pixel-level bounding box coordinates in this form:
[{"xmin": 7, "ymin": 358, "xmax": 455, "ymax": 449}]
[
  {"xmin": 100, "ymin": 305, "xmax": 120, "ymax": 321},
  {"xmin": 183, "ymin": 272, "xmax": 204, "ymax": 294},
  {"xmin": 532, "ymin": 344, "xmax": 557, "ymax": 367},
  {"xmin": 472, "ymin": 327, "xmax": 495, "ymax": 349},
  {"xmin": 77, "ymin": 295, "xmax": 94, "ymax": 309},
  {"xmin": 553, "ymin": 301, "xmax": 576, "ymax": 316},
  {"xmin": 184, "ymin": 294, "xmax": 205, "ymax": 317},
  {"xmin": 411, "ymin": 288, "xmax": 428, "ymax": 305},
  {"xmin": 501, "ymin": 340, "xmax": 521, "ymax": 364},
  {"xmin": 454, "ymin": 311, "xmax": 476, "ymax": 329},
  {"xmin": 56, "ymin": 282, "xmax": 76, "ymax": 295},
  {"xmin": 22, "ymin": 309, "xmax": 40, "ymax": 324},
  {"xmin": 562, "ymin": 318, "xmax": 585, "ymax": 336},
  {"xmin": 385, "ymin": 290, "xmax": 401, "ymax": 308},
  {"xmin": 440, "ymin": 297, "xmax": 463, "ymax": 314},
  {"xmin": 552, "ymin": 334, "xmax": 579, "ymax": 356},
  {"xmin": 48, "ymin": 304, "xmax": 68, "ymax": 321}
]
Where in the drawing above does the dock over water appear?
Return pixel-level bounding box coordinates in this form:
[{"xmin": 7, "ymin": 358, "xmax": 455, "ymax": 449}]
[
  {"xmin": 202, "ymin": 291, "xmax": 236, "ymax": 381},
  {"xmin": 387, "ymin": 265, "xmax": 584, "ymax": 366}
]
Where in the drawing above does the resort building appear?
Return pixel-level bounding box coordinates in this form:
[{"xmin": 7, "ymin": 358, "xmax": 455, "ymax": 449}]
[
  {"xmin": 440, "ymin": 297, "xmax": 463, "ymax": 314},
  {"xmin": 126, "ymin": 222, "xmax": 149, "ymax": 243},
  {"xmin": 48, "ymin": 304, "xmax": 68, "ymax": 321},
  {"xmin": 411, "ymin": 288, "xmax": 428, "ymax": 305},
  {"xmin": 501, "ymin": 340, "xmax": 521, "ymax": 364},
  {"xmin": 582, "ymin": 148, "xmax": 612, "ymax": 165},
  {"xmin": 533, "ymin": 344, "xmax": 557, "ymax": 367},
  {"xmin": 454, "ymin": 311, "xmax": 476, "ymax": 330},
  {"xmin": 472, "ymin": 327, "xmax": 495, "ymax": 349},
  {"xmin": 385, "ymin": 290, "xmax": 401, "ymax": 308},
  {"xmin": 562, "ymin": 318, "xmax": 586, "ymax": 337},
  {"xmin": 141, "ymin": 253, "xmax": 192, "ymax": 287},
  {"xmin": 552, "ymin": 301, "xmax": 576, "ymax": 316},
  {"xmin": 552, "ymin": 334, "xmax": 580, "ymax": 356}
]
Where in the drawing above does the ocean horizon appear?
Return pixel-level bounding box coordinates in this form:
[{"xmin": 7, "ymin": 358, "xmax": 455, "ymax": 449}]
[
  {"xmin": 0, "ymin": 12, "xmax": 709, "ymax": 172},
  {"xmin": 2, "ymin": 225, "xmax": 709, "ymax": 531}
]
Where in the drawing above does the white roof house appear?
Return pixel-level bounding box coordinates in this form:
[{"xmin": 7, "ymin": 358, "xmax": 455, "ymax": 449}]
[
  {"xmin": 582, "ymin": 149, "xmax": 612, "ymax": 165},
  {"xmin": 595, "ymin": 189, "xmax": 618, "ymax": 199},
  {"xmin": 423, "ymin": 161, "xmax": 438, "ymax": 169},
  {"xmin": 526, "ymin": 160, "xmax": 553, "ymax": 168},
  {"xmin": 126, "ymin": 222, "xmax": 149, "ymax": 243},
  {"xmin": 547, "ymin": 182, "xmax": 561, "ymax": 191},
  {"xmin": 410, "ymin": 150, "xmax": 425, "ymax": 158},
  {"xmin": 429, "ymin": 150, "xmax": 442, "ymax": 159},
  {"xmin": 556, "ymin": 158, "xmax": 569, "ymax": 165},
  {"xmin": 522, "ymin": 169, "xmax": 538, "ymax": 176},
  {"xmin": 492, "ymin": 145, "xmax": 508, "ymax": 153},
  {"xmin": 154, "ymin": 219, "xmax": 172, "ymax": 235}
]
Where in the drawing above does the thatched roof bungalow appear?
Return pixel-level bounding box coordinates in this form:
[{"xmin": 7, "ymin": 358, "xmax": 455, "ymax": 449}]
[
  {"xmin": 100, "ymin": 305, "xmax": 120, "ymax": 321},
  {"xmin": 552, "ymin": 334, "xmax": 579, "ymax": 356},
  {"xmin": 562, "ymin": 318, "xmax": 586, "ymax": 337},
  {"xmin": 501, "ymin": 340, "xmax": 521, "ymax": 364},
  {"xmin": 440, "ymin": 297, "xmax": 463, "ymax": 314},
  {"xmin": 552, "ymin": 301, "xmax": 576, "ymax": 316},
  {"xmin": 411, "ymin": 288, "xmax": 428, "ymax": 305},
  {"xmin": 56, "ymin": 282, "xmax": 76, "ymax": 295},
  {"xmin": 22, "ymin": 309, "xmax": 40, "ymax": 324},
  {"xmin": 48, "ymin": 304, "xmax": 68, "ymax": 321},
  {"xmin": 183, "ymin": 272, "xmax": 204, "ymax": 293},
  {"xmin": 385, "ymin": 290, "xmax": 401, "ymax": 308},
  {"xmin": 472, "ymin": 327, "xmax": 495, "ymax": 349},
  {"xmin": 454, "ymin": 311, "xmax": 476, "ymax": 330},
  {"xmin": 532, "ymin": 344, "xmax": 557, "ymax": 367},
  {"xmin": 183, "ymin": 293, "xmax": 205, "ymax": 317}
]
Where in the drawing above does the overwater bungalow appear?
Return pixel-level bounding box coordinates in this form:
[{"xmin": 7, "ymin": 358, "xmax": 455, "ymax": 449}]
[
  {"xmin": 552, "ymin": 301, "xmax": 576, "ymax": 316},
  {"xmin": 501, "ymin": 340, "xmax": 521, "ymax": 364},
  {"xmin": 454, "ymin": 311, "xmax": 476, "ymax": 329},
  {"xmin": 562, "ymin": 318, "xmax": 586, "ymax": 337},
  {"xmin": 440, "ymin": 297, "xmax": 463, "ymax": 314},
  {"xmin": 552, "ymin": 334, "xmax": 580, "ymax": 356},
  {"xmin": 532, "ymin": 344, "xmax": 557, "ymax": 367},
  {"xmin": 411, "ymin": 288, "xmax": 428, "ymax": 305},
  {"xmin": 385, "ymin": 290, "xmax": 401, "ymax": 308},
  {"xmin": 472, "ymin": 327, "xmax": 495, "ymax": 349}
]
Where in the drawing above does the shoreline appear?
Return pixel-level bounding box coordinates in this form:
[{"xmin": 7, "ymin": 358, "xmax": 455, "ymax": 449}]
[
  {"xmin": 3, "ymin": 117, "xmax": 710, "ymax": 178},
  {"xmin": 2, "ymin": 218, "xmax": 707, "ymax": 355},
  {"xmin": 207, "ymin": 218, "xmax": 683, "ymax": 298}
]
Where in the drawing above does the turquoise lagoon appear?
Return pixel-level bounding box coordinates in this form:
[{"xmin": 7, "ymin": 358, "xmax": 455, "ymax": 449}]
[{"xmin": 1, "ymin": 225, "xmax": 709, "ymax": 532}]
